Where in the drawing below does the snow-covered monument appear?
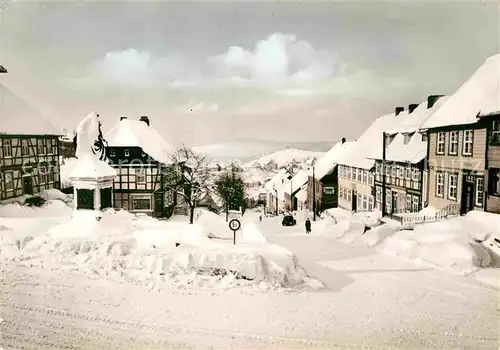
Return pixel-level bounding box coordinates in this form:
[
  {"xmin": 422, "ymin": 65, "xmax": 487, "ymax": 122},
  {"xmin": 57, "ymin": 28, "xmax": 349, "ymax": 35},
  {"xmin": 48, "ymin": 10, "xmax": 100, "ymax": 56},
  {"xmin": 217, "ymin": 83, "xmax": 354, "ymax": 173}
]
[{"xmin": 68, "ymin": 113, "xmax": 117, "ymax": 217}]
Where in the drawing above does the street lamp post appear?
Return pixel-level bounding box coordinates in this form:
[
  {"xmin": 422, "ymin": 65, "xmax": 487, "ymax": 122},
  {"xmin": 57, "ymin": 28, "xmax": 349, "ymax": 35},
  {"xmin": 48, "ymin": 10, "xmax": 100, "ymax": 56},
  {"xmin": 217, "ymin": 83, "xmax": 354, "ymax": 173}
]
[{"xmin": 312, "ymin": 165, "xmax": 316, "ymax": 221}]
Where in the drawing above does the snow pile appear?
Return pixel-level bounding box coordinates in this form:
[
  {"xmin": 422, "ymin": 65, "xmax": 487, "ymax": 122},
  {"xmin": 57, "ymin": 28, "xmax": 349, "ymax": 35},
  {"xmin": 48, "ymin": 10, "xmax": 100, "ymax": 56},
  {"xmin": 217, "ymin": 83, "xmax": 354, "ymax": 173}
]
[
  {"xmin": 2, "ymin": 209, "xmax": 320, "ymax": 291},
  {"xmin": 315, "ymin": 210, "xmax": 366, "ymax": 241},
  {"xmin": 0, "ymin": 192, "xmax": 72, "ymax": 218},
  {"xmin": 241, "ymin": 222, "xmax": 267, "ymax": 244},
  {"xmin": 195, "ymin": 210, "xmax": 234, "ymax": 239},
  {"xmin": 379, "ymin": 216, "xmax": 495, "ymax": 275},
  {"xmin": 358, "ymin": 224, "xmax": 399, "ymax": 248},
  {"xmin": 60, "ymin": 157, "xmax": 78, "ymax": 188}
]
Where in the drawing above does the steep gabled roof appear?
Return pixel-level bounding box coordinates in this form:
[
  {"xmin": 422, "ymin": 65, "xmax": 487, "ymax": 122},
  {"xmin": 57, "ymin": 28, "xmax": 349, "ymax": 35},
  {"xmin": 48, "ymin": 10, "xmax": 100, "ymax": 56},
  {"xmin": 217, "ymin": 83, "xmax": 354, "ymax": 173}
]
[
  {"xmin": 306, "ymin": 141, "xmax": 354, "ymax": 179},
  {"xmin": 369, "ymin": 97, "xmax": 450, "ymax": 163},
  {"xmin": 105, "ymin": 118, "xmax": 175, "ymax": 164},
  {"xmin": 0, "ymin": 83, "xmax": 59, "ymax": 135},
  {"xmin": 422, "ymin": 54, "xmax": 500, "ymax": 129},
  {"xmin": 284, "ymin": 169, "xmax": 309, "ymax": 195},
  {"xmin": 339, "ymin": 112, "xmax": 399, "ymax": 169}
]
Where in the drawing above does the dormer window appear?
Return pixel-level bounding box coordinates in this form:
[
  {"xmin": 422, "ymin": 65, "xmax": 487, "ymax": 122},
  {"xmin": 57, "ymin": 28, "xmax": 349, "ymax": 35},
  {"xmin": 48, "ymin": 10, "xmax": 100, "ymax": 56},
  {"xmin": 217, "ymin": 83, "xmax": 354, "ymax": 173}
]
[
  {"xmin": 124, "ymin": 149, "xmax": 130, "ymax": 157},
  {"xmin": 403, "ymin": 133, "xmax": 411, "ymax": 145},
  {"xmin": 110, "ymin": 149, "xmax": 116, "ymax": 157}
]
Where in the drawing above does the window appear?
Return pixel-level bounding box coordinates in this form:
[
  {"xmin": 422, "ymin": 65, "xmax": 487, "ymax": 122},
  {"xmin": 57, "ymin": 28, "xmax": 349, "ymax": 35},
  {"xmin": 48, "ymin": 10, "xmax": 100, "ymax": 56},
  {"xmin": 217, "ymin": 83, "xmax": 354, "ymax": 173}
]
[
  {"xmin": 386, "ymin": 164, "xmax": 391, "ymax": 176},
  {"xmin": 323, "ymin": 187, "xmax": 335, "ymax": 195},
  {"xmin": 363, "ymin": 170, "xmax": 368, "ymax": 184},
  {"xmin": 5, "ymin": 171, "xmax": 13, "ymax": 191},
  {"xmin": 37, "ymin": 139, "xmax": 46, "ymax": 155},
  {"xmin": 488, "ymin": 169, "xmax": 500, "ymax": 196},
  {"xmin": 48, "ymin": 166, "xmax": 55, "ymax": 183},
  {"xmin": 476, "ymin": 177, "xmax": 484, "ymax": 207},
  {"xmin": 2, "ymin": 139, "xmax": 12, "ymax": 157},
  {"xmin": 132, "ymin": 195, "xmax": 152, "ymax": 210},
  {"xmin": 363, "ymin": 195, "xmax": 368, "ymax": 211},
  {"xmin": 412, "ymin": 196, "xmax": 419, "ymax": 213},
  {"xmin": 347, "ymin": 189, "xmax": 352, "ymax": 201},
  {"xmin": 448, "ymin": 173, "xmax": 458, "ymax": 200},
  {"xmin": 421, "ymin": 133, "xmax": 428, "ymax": 142},
  {"xmin": 463, "ymin": 130, "xmax": 473, "ymax": 156},
  {"xmin": 412, "ymin": 168, "xmax": 420, "ymax": 181},
  {"xmin": 369, "ymin": 196, "xmax": 374, "ymax": 211},
  {"xmin": 110, "ymin": 149, "xmax": 116, "ymax": 157},
  {"xmin": 135, "ymin": 169, "xmax": 146, "ymax": 183},
  {"xmin": 48, "ymin": 139, "xmax": 56, "ymax": 154},
  {"xmin": 449, "ymin": 131, "xmax": 458, "ymax": 155},
  {"xmin": 406, "ymin": 194, "xmax": 411, "ymax": 212},
  {"xmin": 492, "ymin": 120, "xmax": 500, "ymax": 144},
  {"xmin": 436, "ymin": 132, "xmax": 445, "ymax": 154},
  {"xmin": 391, "ymin": 165, "xmax": 396, "ymax": 177},
  {"xmin": 357, "ymin": 193, "xmax": 362, "ymax": 210},
  {"xmin": 376, "ymin": 186, "xmax": 382, "ymax": 202},
  {"xmin": 376, "ymin": 163, "xmax": 381, "ymax": 175},
  {"xmin": 386, "ymin": 190, "xmax": 392, "ymax": 212},
  {"xmin": 21, "ymin": 139, "xmax": 29, "ymax": 156},
  {"xmin": 369, "ymin": 172, "xmax": 374, "ymax": 186},
  {"xmin": 357, "ymin": 169, "xmax": 362, "ymax": 182},
  {"xmin": 39, "ymin": 166, "xmax": 48, "ymax": 184},
  {"xmin": 348, "ymin": 167, "xmax": 352, "ymax": 181},
  {"xmin": 396, "ymin": 166, "xmax": 401, "ymax": 178},
  {"xmin": 124, "ymin": 149, "xmax": 130, "ymax": 157},
  {"xmin": 436, "ymin": 172, "xmax": 444, "ymax": 197}
]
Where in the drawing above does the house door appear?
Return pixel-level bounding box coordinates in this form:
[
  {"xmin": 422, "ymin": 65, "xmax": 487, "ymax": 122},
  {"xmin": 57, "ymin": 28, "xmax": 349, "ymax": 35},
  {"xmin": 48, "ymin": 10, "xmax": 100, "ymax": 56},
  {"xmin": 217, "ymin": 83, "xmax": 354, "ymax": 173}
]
[
  {"xmin": 461, "ymin": 176, "xmax": 474, "ymax": 215},
  {"xmin": 351, "ymin": 191, "xmax": 357, "ymax": 211},
  {"xmin": 391, "ymin": 191, "xmax": 398, "ymax": 214},
  {"xmin": 22, "ymin": 176, "xmax": 33, "ymax": 195},
  {"xmin": 154, "ymin": 192, "xmax": 163, "ymax": 217}
]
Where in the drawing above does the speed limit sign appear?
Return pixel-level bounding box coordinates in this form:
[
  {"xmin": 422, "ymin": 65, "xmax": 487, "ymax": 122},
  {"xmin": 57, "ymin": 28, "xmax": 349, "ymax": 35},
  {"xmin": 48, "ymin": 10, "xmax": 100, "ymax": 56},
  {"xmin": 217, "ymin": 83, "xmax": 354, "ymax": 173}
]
[
  {"xmin": 229, "ymin": 219, "xmax": 241, "ymax": 245},
  {"xmin": 229, "ymin": 219, "xmax": 241, "ymax": 231}
]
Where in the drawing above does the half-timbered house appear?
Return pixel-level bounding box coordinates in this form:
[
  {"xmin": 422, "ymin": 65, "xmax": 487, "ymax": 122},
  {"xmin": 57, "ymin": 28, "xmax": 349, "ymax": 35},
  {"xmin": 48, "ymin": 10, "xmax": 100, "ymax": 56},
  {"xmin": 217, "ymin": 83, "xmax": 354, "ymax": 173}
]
[
  {"xmin": 420, "ymin": 55, "xmax": 499, "ymax": 215},
  {"xmin": 369, "ymin": 96, "xmax": 449, "ymax": 215},
  {"xmin": 0, "ymin": 83, "xmax": 61, "ymax": 202},
  {"xmin": 105, "ymin": 116, "xmax": 176, "ymax": 217}
]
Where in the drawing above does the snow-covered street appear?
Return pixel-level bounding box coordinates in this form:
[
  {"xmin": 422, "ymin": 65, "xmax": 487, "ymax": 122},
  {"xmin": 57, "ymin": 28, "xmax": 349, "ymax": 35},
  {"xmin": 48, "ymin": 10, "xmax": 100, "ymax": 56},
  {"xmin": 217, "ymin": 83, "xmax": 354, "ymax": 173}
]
[{"xmin": 1, "ymin": 204, "xmax": 499, "ymax": 349}]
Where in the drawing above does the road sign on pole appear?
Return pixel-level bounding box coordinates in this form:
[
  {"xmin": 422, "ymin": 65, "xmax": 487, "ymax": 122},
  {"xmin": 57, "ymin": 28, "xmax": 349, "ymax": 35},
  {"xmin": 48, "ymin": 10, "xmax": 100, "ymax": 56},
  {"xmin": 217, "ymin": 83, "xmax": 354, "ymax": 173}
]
[{"xmin": 228, "ymin": 219, "xmax": 241, "ymax": 245}]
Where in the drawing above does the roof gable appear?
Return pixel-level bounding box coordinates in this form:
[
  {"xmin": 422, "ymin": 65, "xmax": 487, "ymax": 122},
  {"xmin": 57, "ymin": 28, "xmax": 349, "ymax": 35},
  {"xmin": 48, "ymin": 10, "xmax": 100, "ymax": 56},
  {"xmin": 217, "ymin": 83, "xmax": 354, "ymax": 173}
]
[
  {"xmin": 105, "ymin": 118, "xmax": 175, "ymax": 164},
  {"xmin": 422, "ymin": 54, "xmax": 500, "ymax": 129}
]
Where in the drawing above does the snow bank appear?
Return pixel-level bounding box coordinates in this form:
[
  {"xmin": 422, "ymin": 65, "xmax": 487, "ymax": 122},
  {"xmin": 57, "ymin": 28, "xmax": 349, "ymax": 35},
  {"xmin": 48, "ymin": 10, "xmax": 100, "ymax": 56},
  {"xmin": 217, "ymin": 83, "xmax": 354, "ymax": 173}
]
[
  {"xmin": 379, "ymin": 220, "xmax": 493, "ymax": 275},
  {"xmin": 0, "ymin": 192, "xmax": 72, "ymax": 218},
  {"xmin": 358, "ymin": 224, "xmax": 399, "ymax": 248},
  {"xmin": 195, "ymin": 210, "xmax": 234, "ymax": 239},
  {"xmin": 241, "ymin": 222, "xmax": 267, "ymax": 244},
  {"xmin": 3, "ymin": 209, "xmax": 321, "ymax": 291},
  {"xmin": 60, "ymin": 157, "xmax": 78, "ymax": 188}
]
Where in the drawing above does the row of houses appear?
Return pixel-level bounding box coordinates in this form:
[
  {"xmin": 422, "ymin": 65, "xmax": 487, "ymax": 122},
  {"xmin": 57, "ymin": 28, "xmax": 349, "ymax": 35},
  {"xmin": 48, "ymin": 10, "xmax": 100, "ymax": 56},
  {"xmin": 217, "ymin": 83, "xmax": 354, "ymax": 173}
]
[{"xmin": 266, "ymin": 53, "xmax": 500, "ymax": 218}]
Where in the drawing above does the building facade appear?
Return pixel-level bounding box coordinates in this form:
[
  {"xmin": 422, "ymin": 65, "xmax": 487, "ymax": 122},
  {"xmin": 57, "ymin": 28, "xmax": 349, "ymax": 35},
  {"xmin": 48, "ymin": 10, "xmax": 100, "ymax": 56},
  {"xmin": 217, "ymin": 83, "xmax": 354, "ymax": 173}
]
[
  {"xmin": 1, "ymin": 135, "xmax": 61, "ymax": 201},
  {"xmin": 426, "ymin": 125, "xmax": 487, "ymax": 215},
  {"xmin": 105, "ymin": 116, "xmax": 176, "ymax": 217},
  {"xmin": 338, "ymin": 165, "xmax": 375, "ymax": 212},
  {"xmin": 483, "ymin": 115, "xmax": 500, "ymax": 213}
]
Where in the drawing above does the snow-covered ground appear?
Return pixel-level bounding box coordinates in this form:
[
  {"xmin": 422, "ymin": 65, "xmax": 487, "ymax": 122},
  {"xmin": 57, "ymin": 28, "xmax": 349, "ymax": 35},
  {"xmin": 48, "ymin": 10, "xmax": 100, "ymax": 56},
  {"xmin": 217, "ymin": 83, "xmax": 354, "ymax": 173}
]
[{"xmin": 1, "ymin": 194, "xmax": 499, "ymax": 349}]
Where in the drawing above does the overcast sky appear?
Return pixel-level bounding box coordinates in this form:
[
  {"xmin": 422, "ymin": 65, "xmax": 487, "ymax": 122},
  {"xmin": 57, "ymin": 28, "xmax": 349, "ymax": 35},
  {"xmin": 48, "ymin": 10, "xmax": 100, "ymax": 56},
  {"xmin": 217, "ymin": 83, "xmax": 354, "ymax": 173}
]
[{"xmin": 0, "ymin": 0, "xmax": 498, "ymax": 146}]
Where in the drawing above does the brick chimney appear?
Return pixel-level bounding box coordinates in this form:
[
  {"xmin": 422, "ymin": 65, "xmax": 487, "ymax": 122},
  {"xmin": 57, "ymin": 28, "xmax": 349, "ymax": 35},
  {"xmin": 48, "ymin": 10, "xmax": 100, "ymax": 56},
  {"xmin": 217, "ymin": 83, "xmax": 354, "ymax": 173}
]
[
  {"xmin": 408, "ymin": 104, "xmax": 418, "ymax": 114},
  {"xmin": 427, "ymin": 95, "xmax": 444, "ymax": 109},
  {"xmin": 120, "ymin": 116, "xmax": 127, "ymax": 121},
  {"xmin": 395, "ymin": 107, "xmax": 404, "ymax": 116},
  {"xmin": 139, "ymin": 116, "xmax": 150, "ymax": 126}
]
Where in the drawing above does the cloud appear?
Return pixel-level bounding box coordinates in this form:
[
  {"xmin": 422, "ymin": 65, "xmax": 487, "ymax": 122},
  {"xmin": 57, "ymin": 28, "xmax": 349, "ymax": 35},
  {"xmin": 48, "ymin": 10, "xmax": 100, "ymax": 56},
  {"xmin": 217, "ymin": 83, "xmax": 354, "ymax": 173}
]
[
  {"xmin": 212, "ymin": 33, "xmax": 336, "ymax": 84},
  {"xmin": 85, "ymin": 33, "xmax": 337, "ymax": 89}
]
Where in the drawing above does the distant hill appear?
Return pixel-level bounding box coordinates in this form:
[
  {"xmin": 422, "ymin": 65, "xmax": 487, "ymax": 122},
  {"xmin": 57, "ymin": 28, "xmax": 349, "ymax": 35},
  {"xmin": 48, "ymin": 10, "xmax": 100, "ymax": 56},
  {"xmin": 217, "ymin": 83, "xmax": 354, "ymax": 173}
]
[
  {"xmin": 193, "ymin": 139, "xmax": 332, "ymax": 164},
  {"xmin": 243, "ymin": 148, "xmax": 325, "ymax": 169}
]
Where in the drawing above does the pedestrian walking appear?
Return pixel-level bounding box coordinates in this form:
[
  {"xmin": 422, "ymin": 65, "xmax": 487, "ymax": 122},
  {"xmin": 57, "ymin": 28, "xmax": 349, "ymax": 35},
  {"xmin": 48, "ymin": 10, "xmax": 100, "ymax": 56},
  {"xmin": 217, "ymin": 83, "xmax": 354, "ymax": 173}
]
[
  {"xmin": 305, "ymin": 218, "xmax": 311, "ymax": 234},
  {"xmin": 259, "ymin": 215, "xmax": 262, "ymax": 222}
]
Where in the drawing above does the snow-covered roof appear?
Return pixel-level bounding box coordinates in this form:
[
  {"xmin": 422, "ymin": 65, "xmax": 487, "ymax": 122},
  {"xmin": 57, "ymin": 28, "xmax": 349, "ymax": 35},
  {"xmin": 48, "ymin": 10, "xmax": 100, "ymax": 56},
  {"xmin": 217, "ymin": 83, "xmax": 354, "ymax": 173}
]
[
  {"xmin": 306, "ymin": 141, "xmax": 354, "ymax": 179},
  {"xmin": 422, "ymin": 54, "xmax": 500, "ymax": 129},
  {"xmin": 0, "ymin": 83, "xmax": 59, "ymax": 135},
  {"xmin": 68, "ymin": 153, "xmax": 117, "ymax": 180},
  {"xmin": 105, "ymin": 118, "xmax": 175, "ymax": 164},
  {"xmin": 369, "ymin": 97, "xmax": 451, "ymax": 163},
  {"xmin": 385, "ymin": 97, "xmax": 450, "ymax": 134},
  {"xmin": 296, "ymin": 184, "xmax": 308, "ymax": 202},
  {"xmin": 339, "ymin": 112, "xmax": 400, "ymax": 170},
  {"xmin": 284, "ymin": 169, "xmax": 309, "ymax": 195}
]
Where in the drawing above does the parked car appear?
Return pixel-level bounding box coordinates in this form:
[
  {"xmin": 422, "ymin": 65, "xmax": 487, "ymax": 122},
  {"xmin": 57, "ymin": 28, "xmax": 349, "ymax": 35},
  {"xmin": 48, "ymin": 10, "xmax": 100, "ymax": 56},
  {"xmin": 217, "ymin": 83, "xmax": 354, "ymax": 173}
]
[{"xmin": 282, "ymin": 215, "xmax": 296, "ymax": 226}]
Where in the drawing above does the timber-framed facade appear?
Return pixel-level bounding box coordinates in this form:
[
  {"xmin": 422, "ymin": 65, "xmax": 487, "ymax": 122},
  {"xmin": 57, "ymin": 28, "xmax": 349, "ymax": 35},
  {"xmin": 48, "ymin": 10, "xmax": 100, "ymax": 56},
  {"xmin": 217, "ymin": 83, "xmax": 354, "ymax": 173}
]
[{"xmin": 0, "ymin": 134, "xmax": 61, "ymax": 201}]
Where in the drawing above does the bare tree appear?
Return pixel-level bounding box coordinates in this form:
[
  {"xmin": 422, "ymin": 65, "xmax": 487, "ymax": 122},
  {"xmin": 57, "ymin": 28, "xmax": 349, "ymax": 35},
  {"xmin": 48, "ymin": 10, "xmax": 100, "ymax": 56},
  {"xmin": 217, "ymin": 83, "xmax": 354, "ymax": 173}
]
[{"xmin": 163, "ymin": 145, "xmax": 212, "ymax": 224}]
